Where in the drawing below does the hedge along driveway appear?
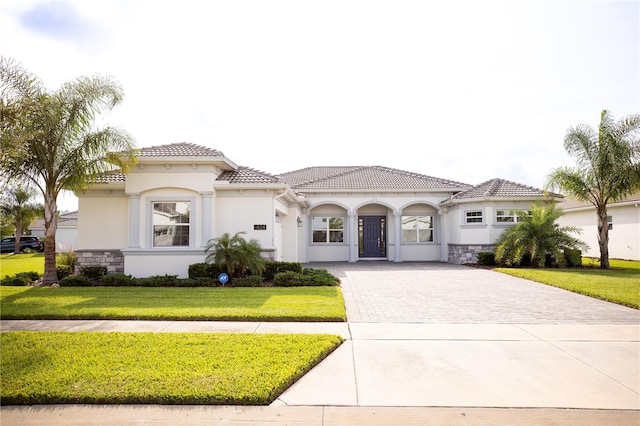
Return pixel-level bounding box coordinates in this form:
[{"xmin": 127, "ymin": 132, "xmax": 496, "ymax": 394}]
[{"xmin": 0, "ymin": 286, "xmax": 347, "ymax": 321}]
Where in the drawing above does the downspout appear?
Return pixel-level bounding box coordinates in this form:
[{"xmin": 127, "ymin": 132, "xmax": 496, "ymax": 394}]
[{"xmin": 272, "ymin": 190, "xmax": 289, "ymax": 260}]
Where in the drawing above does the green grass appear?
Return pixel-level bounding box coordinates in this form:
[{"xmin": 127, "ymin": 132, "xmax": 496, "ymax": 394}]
[
  {"xmin": 0, "ymin": 331, "xmax": 343, "ymax": 405},
  {"xmin": 0, "ymin": 286, "xmax": 347, "ymax": 321},
  {"xmin": 0, "ymin": 253, "xmax": 44, "ymax": 277},
  {"xmin": 496, "ymin": 259, "xmax": 640, "ymax": 309}
]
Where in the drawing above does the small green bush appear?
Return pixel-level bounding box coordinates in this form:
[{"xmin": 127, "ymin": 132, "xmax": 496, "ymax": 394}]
[
  {"xmin": 263, "ymin": 261, "xmax": 303, "ymax": 280},
  {"xmin": 564, "ymin": 248, "xmax": 582, "ymax": 267},
  {"xmin": 56, "ymin": 265, "xmax": 73, "ymax": 280},
  {"xmin": 80, "ymin": 266, "xmax": 108, "ymax": 280},
  {"xmin": 232, "ymin": 275, "xmax": 263, "ymax": 287},
  {"xmin": 302, "ymin": 268, "xmax": 340, "ymax": 286},
  {"xmin": 56, "ymin": 251, "xmax": 77, "ymax": 271},
  {"xmin": 98, "ymin": 274, "xmax": 133, "ymax": 286},
  {"xmin": 188, "ymin": 262, "xmax": 222, "ymax": 279},
  {"xmin": 476, "ymin": 252, "xmax": 496, "ymax": 266},
  {"xmin": 273, "ymin": 271, "xmax": 310, "ymax": 287},
  {"xmin": 1, "ymin": 271, "xmax": 39, "ymax": 286},
  {"xmin": 131, "ymin": 275, "xmax": 179, "ymax": 287},
  {"xmin": 59, "ymin": 276, "xmax": 94, "ymax": 287}
]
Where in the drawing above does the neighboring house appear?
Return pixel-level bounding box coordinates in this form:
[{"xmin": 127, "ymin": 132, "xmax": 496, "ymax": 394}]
[
  {"xmin": 76, "ymin": 142, "xmax": 562, "ymax": 277},
  {"xmin": 557, "ymin": 193, "xmax": 640, "ymax": 261},
  {"xmin": 29, "ymin": 211, "xmax": 78, "ymax": 251}
]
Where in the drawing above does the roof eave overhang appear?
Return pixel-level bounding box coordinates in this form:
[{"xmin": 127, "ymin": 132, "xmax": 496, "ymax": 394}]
[
  {"xmin": 442, "ymin": 195, "xmax": 564, "ymax": 206},
  {"xmin": 292, "ymin": 187, "xmax": 466, "ymax": 194},
  {"xmin": 137, "ymin": 156, "xmax": 238, "ymax": 170}
]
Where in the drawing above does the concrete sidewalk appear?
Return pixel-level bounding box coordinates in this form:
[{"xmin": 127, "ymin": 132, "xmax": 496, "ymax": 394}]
[{"xmin": 2, "ymin": 320, "xmax": 639, "ymax": 420}]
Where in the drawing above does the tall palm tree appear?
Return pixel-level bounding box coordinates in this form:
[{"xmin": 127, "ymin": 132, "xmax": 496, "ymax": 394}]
[
  {"xmin": 0, "ymin": 187, "xmax": 42, "ymax": 254},
  {"xmin": 0, "ymin": 57, "xmax": 137, "ymax": 284},
  {"xmin": 546, "ymin": 110, "xmax": 640, "ymax": 269},
  {"xmin": 494, "ymin": 203, "xmax": 588, "ymax": 267}
]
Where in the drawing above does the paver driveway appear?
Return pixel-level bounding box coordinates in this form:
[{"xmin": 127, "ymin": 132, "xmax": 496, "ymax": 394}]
[{"xmin": 316, "ymin": 262, "xmax": 640, "ymax": 324}]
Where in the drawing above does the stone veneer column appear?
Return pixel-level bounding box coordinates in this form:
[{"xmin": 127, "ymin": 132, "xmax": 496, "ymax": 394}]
[
  {"xmin": 128, "ymin": 193, "xmax": 141, "ymax": 248},
  {"xmin": 201, "ymin": 191, "xmax": 213, "ymax": 246}
]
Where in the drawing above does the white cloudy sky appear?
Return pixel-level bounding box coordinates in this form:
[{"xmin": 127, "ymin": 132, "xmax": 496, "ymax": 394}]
[{"xmin": 1, "ymin": 0, "xmax": 638, "ymax": 211}]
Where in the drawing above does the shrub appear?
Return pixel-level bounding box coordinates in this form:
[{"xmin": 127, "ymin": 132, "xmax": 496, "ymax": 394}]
[
  {"xmin": 98, "ymin": 274, "xmax": 133, "ymax": 286},
  {"xmin": 131, "ymin": 275, "xmax": 179, "ymax": 287},
  {"xmin": 564, "ymin": 248, "xmax": 582, "ymax": 267},
  {"xmin": 476, "ymin": 252, "xmax": 496, "ymax": 266},
  {"xmin": 263, "ymin": 261, "xmax": 303, "ymax": 280},
  {"xmin": 273, "ymin": 271, "xmax": 310, "ymax": 287},
  {"xmin": 56, "ymin": 265, "xmax": 73, "ymax": 280},
  {"xmin": 56, "ymin": 250, "xmax": 77, "ymax": 272},
  {"xmin": 1, "ymin": 271, "xmax": 39, "ymax": 286},
  {"xmin": 80, "ymin": 266, "xmax": 108, "ymax": 280},
  {"xmin": 302, "ymin": 268, "xmax": 340, "ymax": 286},
  {"xmin": 232, "ymin": 275, "xmax": 263, "ymax": 287},
  {"xmin": 59, "ymin": 276, "xmax": 94, "ymax": 287},
  {"xmin": 188, "ymin": 262, "xmax": 222, "ymax": 279}
]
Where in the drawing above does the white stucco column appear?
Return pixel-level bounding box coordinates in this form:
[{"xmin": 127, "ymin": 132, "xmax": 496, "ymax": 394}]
[
  {"xmin": 439, "ymin": 212, "xmax": 447, "ymax": 261},
  {"xmin": 348, "ymin": 210, "xmax": 356, "ymax": 262},
  {"xmin": 394, "ymin": 209, "xmax": 402, "ymax": 262},
  {"xmin": 201, "ymin": 191, "xmax": 213, "ymax": 246},
  {"xmin": 128, "ymin": 193, "xmax": 141, "ymax": 248}
]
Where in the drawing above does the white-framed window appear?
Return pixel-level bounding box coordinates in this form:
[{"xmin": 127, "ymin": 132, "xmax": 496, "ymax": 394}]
[
  {"xmin": 465, "ymin": 210, "xmax": 483, "ymax": 224},
  {"xmin": 607, "ymin": 215, "xmax": 613, "ymax": 230},
  {"xmin": 312, "ymin": 216, "xmax": 344, "ymax": 243},
  {"xmin": 402, "ymin": 215, "xmax": 433, "ymax": 242},
  {"xmin": 152, "ymin": 201, "xmax": 190, "ymax": 247},
  {"xmin": 496, "ymin": 209, "xmax": 530, "ymax": 223}
]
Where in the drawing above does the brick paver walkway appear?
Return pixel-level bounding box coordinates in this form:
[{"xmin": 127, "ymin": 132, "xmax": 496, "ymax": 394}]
[{"xmin": 314, "ymin": 262, "xmax": 640, "ymax": 324}]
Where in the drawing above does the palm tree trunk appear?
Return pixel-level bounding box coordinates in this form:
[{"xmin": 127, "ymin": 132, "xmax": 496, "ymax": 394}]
[
  {"xmin": 13, "ymin": 219, "xmax": 22, "ymax": 254},
  {"xmin": 596, "ymin": 206, "xmax": 610, "ymax": 269},
  {"xmin": 42, "ymin": 193, "xmax": 58, "ymax": 285}
]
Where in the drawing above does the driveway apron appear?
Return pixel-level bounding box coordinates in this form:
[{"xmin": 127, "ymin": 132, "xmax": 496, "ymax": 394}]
[{"xmin": 275, "ymin": 262, "xmax": 640, "ymax": 409}]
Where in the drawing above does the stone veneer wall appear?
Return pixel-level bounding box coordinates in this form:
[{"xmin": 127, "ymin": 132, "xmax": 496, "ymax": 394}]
[
  {"xmin": 75, "ymin": 249, "xmax": 125, "ymax": 275},
  {"xmin": 448, "ymin": 244, "xmax": 496, "ymax": 264}
]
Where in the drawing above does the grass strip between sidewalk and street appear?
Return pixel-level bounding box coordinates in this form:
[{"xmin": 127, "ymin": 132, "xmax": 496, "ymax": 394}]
[
  {"xmin": 0, "ymin": 331, "xmax": 344, "ymax": 405},
  {"xmin": 495, "ymin": 259, "xmax": 640, "ymax": 309},
  {"xmin": 0, "ymin": 286, "xmax": 347, "ymax": 321}
]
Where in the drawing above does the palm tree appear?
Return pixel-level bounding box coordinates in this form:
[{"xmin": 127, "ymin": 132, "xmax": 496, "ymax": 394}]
[
  {"xmin": 0, "ymin": 187, "xmax": 42, "ymax": 254},
  {"xmin": 0, "ymin": 57, "xmax": 137, "ymax": 284},
  {"xmin": 494, "ymin": 203, "xmax": 588, "ymax": 267},
  {"xmin": 205, "ymin": 232, "xmax": 265, "ymax": 279},
  {"xmin": 546, "ymin": 110, "xmax": 640, "ymax": 269}
]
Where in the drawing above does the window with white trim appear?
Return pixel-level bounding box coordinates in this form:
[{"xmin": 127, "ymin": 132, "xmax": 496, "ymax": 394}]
[
  {"xmin": 312, "ymin": 216, "xmax": 344, "ymax": 243},
  {"xmin": 607, "ymin": 215, "xmax": 613, "ymax": 230},
  {"xmin": 496, "ymin": 209, "xmax": 530, "ymax": 223},
  {"xmin": 465, "ymin": 210, "xmax": 483, "ymax": 224},
  {"xmin": 152, "ymin": 201, "xmax": 190, "ymax": 247},
  {"xmin": 402, "ymin": 215, "xmax": 433, "ymax": 242}
]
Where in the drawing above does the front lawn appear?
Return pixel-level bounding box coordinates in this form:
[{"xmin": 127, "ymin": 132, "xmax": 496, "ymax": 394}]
[
  {"xmin": 0, "ymin": 253, "xmax": 44, "ymax": 277},
  {"xmin": 496, "ymin": 260, "xmax": 640, "ymax": 309},
  {"xmin": 1, "ymin": 331, "xmax": 343, "ymax": 405},
  {"xmin": 0, "ymin": 286, "xmax": 347, "ymax": 321}
]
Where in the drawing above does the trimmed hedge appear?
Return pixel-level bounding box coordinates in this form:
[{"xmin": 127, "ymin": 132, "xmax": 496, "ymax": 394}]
[
  {"xmin": 564, "ymin": 248, "xmax": 582, "ymax": 267},
  {"xmin": 59, "ymin": 276, "xmax": 93, "ymax": 287},
  {"xmin": 79, "ymin": 266, "xmax": 108, "ymax": 280},
  {"xmin": 476, "ymin": 252, "xmax": 496, "ymax": 266},
  {"xmin": 0, "ymin": 271, "xmax": 39, "ymax": 286},
  {"xmin": 56, "ymin": 265, "xmax": 73, "ymax": 280},
  {"xmin": 263, "ymin": 261, "xmax": 303, "ymax": 280},
  {"xmin": 231, "ymin": 275, "xmax": 263, "ymax": 287}
]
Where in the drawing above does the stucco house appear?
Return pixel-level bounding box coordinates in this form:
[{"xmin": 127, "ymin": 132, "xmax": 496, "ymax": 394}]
[
  {"xmin": 29, "ymin": 210, "xmax": 78, "ymax": 251},
  {"xmin": 557, "ymin": 193, "xmax": 640, "ymax": 261},
  {"xmin": 75, "ymin": 142, "xmax": 562, "ymax": 277}
]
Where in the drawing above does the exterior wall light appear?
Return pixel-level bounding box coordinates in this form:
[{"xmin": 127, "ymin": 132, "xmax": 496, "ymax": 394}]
[{"xmin": 297, "ymin": 217, "xmax": 303, "ymax": 227}]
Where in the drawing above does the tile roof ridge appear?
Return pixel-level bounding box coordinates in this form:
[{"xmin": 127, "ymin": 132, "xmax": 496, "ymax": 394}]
[
  {"xmin": 279, "ymin": 166, "xmax": 361, "ymax": 187},
  {"xmin": 373, "ymin": 166, "xmax": 471, "ymax": 187},
  {"xmin": 236, "ymin": 166, "xmax": 284, "ymax": 181}
]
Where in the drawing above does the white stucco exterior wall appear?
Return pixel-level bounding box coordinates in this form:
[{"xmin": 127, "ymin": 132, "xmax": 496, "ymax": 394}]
[
  {"xmin": 77, "ymin": 192, "xmax": 128, "ymax": 250},
  {"xmin": 558, "ymin": 203, "xmax": 640, "ymax": 261}
]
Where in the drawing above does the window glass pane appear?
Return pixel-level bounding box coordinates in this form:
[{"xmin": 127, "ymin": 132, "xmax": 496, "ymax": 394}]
[
  {"xmin": 153, "ymin": 201, "xmax": 190, "ymax": 247},
  {"xmin": 402, "ymin": 216, "xmax": 417, "ymax": 242},
  {"xmin": 329, "ymin": 217, "xmax": 344, "ymax": 230},
  {"xmin": 402, "ymin": 215, "xmax": 433, "ymax": 242},
  {"xmin": 312, "ymin": 230, "xmax": 327, "ymax": 243},
  {"xmin": 466, "ymin": 211, "xmax": 483, "ymax": 223},
  {"xmin": 329, "ymin": 230, "xmax": 343, "ymax": 243},
  {"xmin": 418, "ymin": 229, "xmax": 433, "ymax": 242}
]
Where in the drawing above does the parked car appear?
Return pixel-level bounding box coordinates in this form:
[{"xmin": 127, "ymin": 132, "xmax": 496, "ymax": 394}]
[{"xmin": 0, "ymin": 236, "xmax": 44, "ymax": 253}]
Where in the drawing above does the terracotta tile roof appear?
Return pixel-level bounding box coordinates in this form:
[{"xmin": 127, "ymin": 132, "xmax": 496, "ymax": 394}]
[
  {"xmin": 138, "ymin": 142, "xmax": 225, "ymax": 158},
  {"xmin": 449, "ymin": 178, "xmax": 559, "ymax": 200},
  {"xmin": 558, "ymin": 192, "xmax": 640, "ymax": 210},
  {"xmin": 30, "ymin": 211, "xmax": 78, "ymax": 230},
  {"xmin": 217, "ymin": 167, "xmax": 283, "ymax": 184},
  {"xmin": 278, "ymin": 166, "xmax": 470, "ymax": 190},
  {"xmin": 91, "ymin": 170, "xmax": 126, "ymax": 183}
]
